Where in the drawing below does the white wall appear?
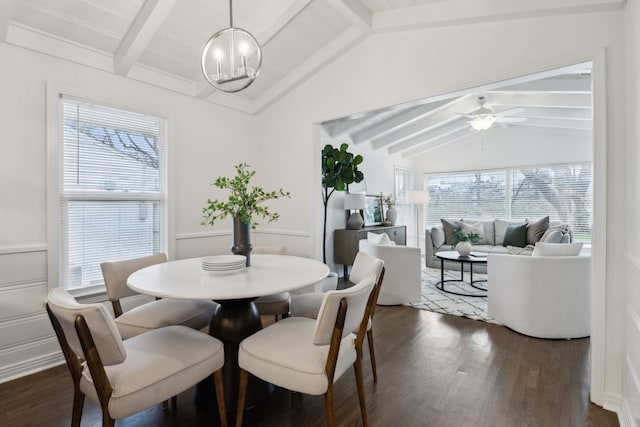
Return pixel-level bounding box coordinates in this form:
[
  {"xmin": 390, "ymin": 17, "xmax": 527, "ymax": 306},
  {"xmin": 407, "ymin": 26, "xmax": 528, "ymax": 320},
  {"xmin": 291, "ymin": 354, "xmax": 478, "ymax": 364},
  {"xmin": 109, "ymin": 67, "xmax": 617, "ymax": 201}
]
[
  {"xmin": 412, "ymin": 126, "xmax": 592, "ymax": 174},
  {"xmin": 0, "ymin": 41, "xmax": 253, "ymax": 381},
  {"xmin": 624, "ymin": 1, "xmax": 640, "ymax": 425},
  {"xmin": 251, "ymin": 10, "xmax": 627, "ymax": 413}
]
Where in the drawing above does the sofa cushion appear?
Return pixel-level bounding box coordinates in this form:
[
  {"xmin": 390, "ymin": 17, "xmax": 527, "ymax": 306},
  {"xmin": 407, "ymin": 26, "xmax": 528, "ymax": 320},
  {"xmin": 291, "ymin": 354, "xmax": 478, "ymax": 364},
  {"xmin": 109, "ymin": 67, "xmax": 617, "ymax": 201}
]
[
  {"xmin": 441, "ymin": 219, "xmax": 461, "ymax": 245},
  {"xmin": 431, "ymin": 227, "xmax": 445, "ymax": 248},
  {"xmin": 526, "ymin": 216, "xmax": 550, "ymax": 245},
  {"xmin": 541, "ymin": 230, "xmax": 564, "ymax": 243},
  {"xmin": 487, "ymin": 246, "xmax": 510, "ymax": 254},
  {"xmin": 460, "ymin": 222, "xmax": 486, "ymax": 244},
  {"xmin": 470, "ymin": 245, "xmax": 493, "ymax": 254},
  {"xmin": 367, "ymin": 232, "xmax": 391, "ymax": 245},
  {"xmin": 532, "ymin": 242, "xmax": 584, "ymax": 256},
  {"xmin": 503, "ymin": 224, "xmax": 528, "ymax": 247},
  {"xmin": 495, "ymin": 219, "xmax": 526, "ymax": 246}
]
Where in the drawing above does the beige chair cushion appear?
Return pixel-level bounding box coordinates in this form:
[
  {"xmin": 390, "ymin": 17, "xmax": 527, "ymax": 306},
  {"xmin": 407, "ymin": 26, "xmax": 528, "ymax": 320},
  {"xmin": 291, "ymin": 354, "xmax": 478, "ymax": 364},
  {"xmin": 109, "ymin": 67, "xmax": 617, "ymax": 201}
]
[
  {"xmin": 290, "ymin": 293, "xmax": 372, "ymax": 331},
  {"xmin": 254, "ymin": 292, "xmax": 290, "ymax": 316},
  {"xmin": 313, "ymin": 275, "xmax": 375, "ymax": 345},
  {"xmin": 348, "ymin": 252, "xmax": 384, "ymax": 284},
  {"xmin": 101, "ymin": 253, "xmax": 168, "ymax": 301},
  {"xmin": 47, "ymin": 288, "xmax": 126, "ymax": 365},
  {"xmin": 238, "ymin": 317, "xmax": 356, "ymax": 395},
  {"xmin": 290, "ymin": 293, "xmax": 324, "ymax": 318},
  {"xmin": 115, "ymin": 298, "xmax": 216, "ymax": 339},
  {"xmin": 80, "ymin": 325, "xmax": 224, "ymax": 419}
]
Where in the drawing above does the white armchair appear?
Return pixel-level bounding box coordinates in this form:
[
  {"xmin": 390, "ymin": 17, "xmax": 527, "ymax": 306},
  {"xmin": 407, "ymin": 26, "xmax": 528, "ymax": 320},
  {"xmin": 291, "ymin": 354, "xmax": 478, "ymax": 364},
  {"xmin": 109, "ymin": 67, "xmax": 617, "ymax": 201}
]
[
  {"xmin": 487, "ymin": 253, "xmax": 591, "ymax": 339},
  {"xmin": 358, "ymin": 240, "xmax": 421, "ymax": 305}
]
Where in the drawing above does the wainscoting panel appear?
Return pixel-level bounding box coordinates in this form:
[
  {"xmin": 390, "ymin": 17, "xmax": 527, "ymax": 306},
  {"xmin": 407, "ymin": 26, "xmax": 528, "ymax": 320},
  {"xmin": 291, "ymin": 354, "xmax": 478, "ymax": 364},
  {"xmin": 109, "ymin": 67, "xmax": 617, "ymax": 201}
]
[
  {"xmin": 0, "ymin": 248, "xmax": 58, "ymax": 384},
  {"xmin": 0, "ymin": 249, "xmax": 46, "ymax": 289},
  {"xmin": 0, "ymin": 282, "xmax": 48, "ymax": 322},
  {"xmin": 624, "ymin": 257, "xmax": 640, "ymax": 427},
  {"xmin": 174, "ymin": 229, "xmax": 312, "ymax": 260}
]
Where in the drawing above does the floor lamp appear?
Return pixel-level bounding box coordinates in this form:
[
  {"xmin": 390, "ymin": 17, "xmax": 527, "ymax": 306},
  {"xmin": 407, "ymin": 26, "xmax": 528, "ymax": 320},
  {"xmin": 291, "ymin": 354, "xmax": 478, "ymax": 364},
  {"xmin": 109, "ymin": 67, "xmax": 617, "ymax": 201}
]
[{"xmin": 407, "ymin": 190, "xmax": 430, "ymax": 248}]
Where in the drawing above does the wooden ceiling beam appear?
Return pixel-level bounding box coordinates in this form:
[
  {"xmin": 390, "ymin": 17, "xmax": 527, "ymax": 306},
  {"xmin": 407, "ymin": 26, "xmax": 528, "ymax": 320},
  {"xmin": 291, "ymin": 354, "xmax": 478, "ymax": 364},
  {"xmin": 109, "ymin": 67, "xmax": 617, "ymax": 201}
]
[
  {"xmin": 114, "ymin": 0, "xmax": 176, "ymax": 76},
  {"xmin": 0, "ymin": 1, "xmax": 14, "ymax": 41},
  {"xmin": 325, "ymin": 0, "xmax": 372, "ymax": 31}
]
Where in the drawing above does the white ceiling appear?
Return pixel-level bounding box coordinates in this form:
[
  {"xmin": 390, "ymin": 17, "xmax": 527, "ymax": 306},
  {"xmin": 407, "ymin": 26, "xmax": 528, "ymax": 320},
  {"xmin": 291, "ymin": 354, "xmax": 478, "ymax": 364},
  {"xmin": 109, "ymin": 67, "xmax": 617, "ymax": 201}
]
[
  {"xmin": 322, "ymin": 64, "xmax": 593, "ymax": 158},
  {"xmin": 0, "ymin": 0, "xmax": 623, "ymax": 116}
]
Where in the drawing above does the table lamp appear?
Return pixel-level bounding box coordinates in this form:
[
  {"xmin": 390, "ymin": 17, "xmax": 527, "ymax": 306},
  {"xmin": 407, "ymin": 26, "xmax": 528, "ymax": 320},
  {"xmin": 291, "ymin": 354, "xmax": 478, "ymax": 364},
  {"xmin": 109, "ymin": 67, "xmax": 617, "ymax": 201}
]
[{"xmin": 344, "ymin": 193, "xmax": 366, "ymax": 229}]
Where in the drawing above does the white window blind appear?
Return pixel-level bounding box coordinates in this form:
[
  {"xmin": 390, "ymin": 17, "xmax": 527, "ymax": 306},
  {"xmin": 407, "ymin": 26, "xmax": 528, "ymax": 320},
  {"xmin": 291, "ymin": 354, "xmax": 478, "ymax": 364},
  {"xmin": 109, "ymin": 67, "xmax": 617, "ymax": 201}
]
[
  {"xmin": 424, "ymin": 163, "xmax": 592, "ymax": 242},
  {"xmin": 59, "ymin": 97, "xmax": 166, "ymax": 291}
]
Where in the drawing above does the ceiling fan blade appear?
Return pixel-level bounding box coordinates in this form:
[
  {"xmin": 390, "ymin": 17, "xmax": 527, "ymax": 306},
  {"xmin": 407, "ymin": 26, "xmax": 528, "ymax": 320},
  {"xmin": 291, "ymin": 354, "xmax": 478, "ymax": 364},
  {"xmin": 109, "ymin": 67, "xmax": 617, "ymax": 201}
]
[
  {"xmin": 494, "ymin": 107, "xmax": 525, "ymax": 117},
  {"xmin": 496, "ymin": 117, "xmax": 527, "ymax": 123}
]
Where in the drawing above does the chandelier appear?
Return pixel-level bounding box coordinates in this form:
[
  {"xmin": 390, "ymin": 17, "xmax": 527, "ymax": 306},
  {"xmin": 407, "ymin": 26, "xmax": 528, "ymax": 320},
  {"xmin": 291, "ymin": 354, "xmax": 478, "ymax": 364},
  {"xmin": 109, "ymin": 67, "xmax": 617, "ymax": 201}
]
[{"xmin": 201, "ymin": 0, "xmax": 262, "ymax": 93}]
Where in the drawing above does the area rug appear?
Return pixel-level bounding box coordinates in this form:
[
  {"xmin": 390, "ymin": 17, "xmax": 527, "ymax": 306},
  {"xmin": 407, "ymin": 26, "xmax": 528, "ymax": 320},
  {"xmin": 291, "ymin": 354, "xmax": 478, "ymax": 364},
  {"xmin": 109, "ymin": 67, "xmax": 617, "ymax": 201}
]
[{"xmin": 409, "ymin": 267, "xmax": 500, "ymax": 324}]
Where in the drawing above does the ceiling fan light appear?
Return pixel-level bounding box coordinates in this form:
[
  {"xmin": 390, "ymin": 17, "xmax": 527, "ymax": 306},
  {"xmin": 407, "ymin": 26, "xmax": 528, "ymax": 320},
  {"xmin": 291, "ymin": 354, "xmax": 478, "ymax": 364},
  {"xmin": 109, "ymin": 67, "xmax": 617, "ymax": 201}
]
[{"xmin": 470, "ymin": 114, "xmax": 497, "ymax": 130}]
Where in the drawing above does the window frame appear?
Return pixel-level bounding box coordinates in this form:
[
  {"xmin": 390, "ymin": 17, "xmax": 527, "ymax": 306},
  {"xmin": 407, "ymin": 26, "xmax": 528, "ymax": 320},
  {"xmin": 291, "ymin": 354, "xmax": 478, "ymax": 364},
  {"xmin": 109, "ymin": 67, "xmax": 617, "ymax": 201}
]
[
  {"xmin": 46, "ymin": 84, "xmax": 173, "ymax": 296},
  {"xmin": 423, "ymin": 162, "xmax": 593, "ymax": 243}
]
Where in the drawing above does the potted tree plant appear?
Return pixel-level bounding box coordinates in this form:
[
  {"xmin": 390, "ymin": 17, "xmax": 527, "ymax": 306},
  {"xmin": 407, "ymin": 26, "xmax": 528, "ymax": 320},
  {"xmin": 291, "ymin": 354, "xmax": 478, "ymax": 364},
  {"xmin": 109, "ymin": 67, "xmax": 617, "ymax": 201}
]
[
  {"xmin": 321, "ymin": 143, "xmax": 364, "ymax": 264},
  {"xmin": 202, "ymin": 162, "xmax": 290, "ymax": 266}
]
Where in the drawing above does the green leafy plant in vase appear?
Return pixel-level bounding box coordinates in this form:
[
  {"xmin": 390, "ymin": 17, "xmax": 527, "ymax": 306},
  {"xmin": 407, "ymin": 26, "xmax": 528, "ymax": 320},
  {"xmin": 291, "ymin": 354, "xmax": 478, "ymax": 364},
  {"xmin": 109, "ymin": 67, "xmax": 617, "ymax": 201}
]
[
  {"xmin": 201, "ymin": 163, "xmax": 290, "ymax": 266},
  {"xmin": 451, "ymin": 228, "xmax": 480, "ymax": 257}
]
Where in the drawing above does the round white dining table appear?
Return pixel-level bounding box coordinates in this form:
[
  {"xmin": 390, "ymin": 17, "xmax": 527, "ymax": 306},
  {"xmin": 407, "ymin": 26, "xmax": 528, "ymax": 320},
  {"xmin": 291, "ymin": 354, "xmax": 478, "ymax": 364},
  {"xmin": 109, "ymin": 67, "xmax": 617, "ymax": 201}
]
[{"xmin": 127, "ymin": 254, "xmax": 329, "ymax": 412}]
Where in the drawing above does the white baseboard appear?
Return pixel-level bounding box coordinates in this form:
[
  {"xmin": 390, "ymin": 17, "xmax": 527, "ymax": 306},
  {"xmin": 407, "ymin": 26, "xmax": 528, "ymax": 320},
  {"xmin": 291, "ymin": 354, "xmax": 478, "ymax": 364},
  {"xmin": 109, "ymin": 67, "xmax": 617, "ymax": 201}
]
[
  {"xmin": 0, "ymin": 350, "xmax": 64, "ymax": 384},
  {"xmin": 619, "ymin": 400, "xmax": 638, "ymax": 427},
  {"xmin": 603, "ymin": 390, "xmax": 623, "ymax": 413}
]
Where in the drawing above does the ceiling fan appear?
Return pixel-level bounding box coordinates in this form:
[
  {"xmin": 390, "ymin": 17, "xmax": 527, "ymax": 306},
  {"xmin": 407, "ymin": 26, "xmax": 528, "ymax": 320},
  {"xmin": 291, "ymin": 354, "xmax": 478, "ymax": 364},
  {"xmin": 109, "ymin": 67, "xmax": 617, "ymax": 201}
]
[{"xmin": 457, "ymin": 95, "xmax": 526, "ymax": 130}]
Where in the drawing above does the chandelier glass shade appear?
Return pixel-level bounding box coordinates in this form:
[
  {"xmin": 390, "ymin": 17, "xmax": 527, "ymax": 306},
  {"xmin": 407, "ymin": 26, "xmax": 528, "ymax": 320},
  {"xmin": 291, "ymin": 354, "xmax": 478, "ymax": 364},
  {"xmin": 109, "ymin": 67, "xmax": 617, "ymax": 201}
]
[
  {"xmin": 201, "ymin": 1, "xmax": 262, "ymax": 93},
  {"xmin": 469, "ymin": 113, "xmax": 497, "ymax": 130}
]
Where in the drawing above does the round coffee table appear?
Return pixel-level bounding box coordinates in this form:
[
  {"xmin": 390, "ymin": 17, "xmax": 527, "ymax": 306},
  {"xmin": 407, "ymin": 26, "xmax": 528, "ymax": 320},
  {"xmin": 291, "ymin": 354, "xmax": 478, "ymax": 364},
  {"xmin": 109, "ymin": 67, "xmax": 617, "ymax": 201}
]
[{"xmin": 435, "ymin": 251, "xmax": 488, "ymax": 297}]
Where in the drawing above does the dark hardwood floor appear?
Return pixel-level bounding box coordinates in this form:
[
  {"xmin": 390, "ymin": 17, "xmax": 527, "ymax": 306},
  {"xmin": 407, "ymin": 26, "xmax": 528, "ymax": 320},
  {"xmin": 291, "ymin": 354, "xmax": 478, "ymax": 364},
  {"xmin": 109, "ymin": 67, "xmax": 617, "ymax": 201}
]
[{"xmin": 0, "ymin": 306, "xmax": 619, "ymax": 427}]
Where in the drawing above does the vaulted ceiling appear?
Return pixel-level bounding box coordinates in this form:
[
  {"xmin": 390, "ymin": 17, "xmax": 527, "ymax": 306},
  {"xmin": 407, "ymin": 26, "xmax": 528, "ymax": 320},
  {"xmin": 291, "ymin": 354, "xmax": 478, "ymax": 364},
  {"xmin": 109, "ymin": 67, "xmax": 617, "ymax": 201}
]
[
  {"xmin": 321, "ymin": 64, "xmax": 593, "ymax": 158},
  {"xmin": 0, "ymin": 0, "xmax": 622, "ymax": 116}
]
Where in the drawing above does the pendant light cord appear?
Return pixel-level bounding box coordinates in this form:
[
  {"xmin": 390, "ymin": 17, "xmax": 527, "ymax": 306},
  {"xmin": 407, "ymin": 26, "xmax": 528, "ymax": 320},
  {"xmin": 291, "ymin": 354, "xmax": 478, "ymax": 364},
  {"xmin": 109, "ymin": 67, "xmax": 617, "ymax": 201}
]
[{"xmin": 229, "ymin": 0, "xmax": 233, "ymax": 28}]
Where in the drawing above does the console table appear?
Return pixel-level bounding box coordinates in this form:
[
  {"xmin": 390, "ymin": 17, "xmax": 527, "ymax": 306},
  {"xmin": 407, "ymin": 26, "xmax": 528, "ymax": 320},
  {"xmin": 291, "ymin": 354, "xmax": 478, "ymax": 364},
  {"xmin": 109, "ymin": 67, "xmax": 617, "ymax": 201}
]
[{"xmin": 334, "ymin": 225, "xmax": 406, "ymax": 277}]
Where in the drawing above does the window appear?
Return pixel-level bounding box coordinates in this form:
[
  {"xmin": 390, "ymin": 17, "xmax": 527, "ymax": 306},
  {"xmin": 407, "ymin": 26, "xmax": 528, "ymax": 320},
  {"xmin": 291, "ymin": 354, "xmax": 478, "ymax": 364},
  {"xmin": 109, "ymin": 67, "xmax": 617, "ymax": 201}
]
[
  {"xmin": 424, "ymin": 163, "xmax": 592, "ymax": 242},
  {"xmin": 54, "ymin": 96, "xmax": 166, "ymax": 291},
  {"xmin": 394, "ymin": 167, "xmax": 414, "ymax": 235}
]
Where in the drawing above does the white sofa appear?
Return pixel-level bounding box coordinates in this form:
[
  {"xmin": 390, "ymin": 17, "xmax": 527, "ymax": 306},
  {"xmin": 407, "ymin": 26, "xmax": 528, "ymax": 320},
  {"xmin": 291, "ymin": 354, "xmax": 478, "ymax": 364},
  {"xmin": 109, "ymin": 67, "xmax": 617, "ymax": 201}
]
[
  {"xmin": 487, "ymin": 253, "xmax": 591, "ymax": 339},
  {"xmin": 358, "ymin": 240, "xmax": 421, "ymax": 305}
]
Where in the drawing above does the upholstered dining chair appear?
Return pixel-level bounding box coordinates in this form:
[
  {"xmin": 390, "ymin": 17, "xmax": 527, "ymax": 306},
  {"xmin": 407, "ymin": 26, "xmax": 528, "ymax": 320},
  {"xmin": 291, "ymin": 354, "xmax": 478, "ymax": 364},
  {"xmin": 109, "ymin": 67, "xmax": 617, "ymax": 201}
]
[
  {"xmin": 46, "ymin": 288, "xmax": 227, "ymax": 427},
  {"xmin": 101, "ymin": 253, "xmax": 217, "ymax": 339},
  {"xmin": 235, "ymin": 274, "xmax": 377, "ymax": 427},
  {"xmin": 252, "ymin": 246, "xmax": 291, "ymax": 321},
  {"xmin": 290, "ymin": 251, "xmax": 385, "ymax": 381}
]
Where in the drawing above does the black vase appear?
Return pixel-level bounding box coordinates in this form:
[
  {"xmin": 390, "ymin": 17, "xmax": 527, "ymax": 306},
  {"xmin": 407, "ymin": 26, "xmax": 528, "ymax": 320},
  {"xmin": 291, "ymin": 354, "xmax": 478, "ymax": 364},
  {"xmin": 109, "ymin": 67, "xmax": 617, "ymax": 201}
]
[{"xmin": 231, "ymin": 216, "xmax": 252, "ymax": 267}]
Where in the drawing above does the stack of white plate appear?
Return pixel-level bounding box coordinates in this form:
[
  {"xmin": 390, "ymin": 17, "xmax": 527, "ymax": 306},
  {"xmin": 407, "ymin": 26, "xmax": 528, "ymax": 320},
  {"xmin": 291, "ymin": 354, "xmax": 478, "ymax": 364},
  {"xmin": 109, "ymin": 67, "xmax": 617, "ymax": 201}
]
[{"xmin": 201, "ymin": 255, "xmax": 247, "ymax": 274}]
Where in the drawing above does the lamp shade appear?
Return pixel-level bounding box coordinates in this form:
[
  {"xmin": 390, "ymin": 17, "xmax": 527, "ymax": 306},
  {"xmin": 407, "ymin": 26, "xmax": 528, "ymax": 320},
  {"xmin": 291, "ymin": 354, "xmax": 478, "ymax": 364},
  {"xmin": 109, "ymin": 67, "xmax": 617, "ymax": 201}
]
[
  {"xmin": 344, "ymin": 193, "xmax": 366, "ymax": 210},
  {"xmin": 407, "ymin": 190, "xmax": 429, "ymax": 204}
]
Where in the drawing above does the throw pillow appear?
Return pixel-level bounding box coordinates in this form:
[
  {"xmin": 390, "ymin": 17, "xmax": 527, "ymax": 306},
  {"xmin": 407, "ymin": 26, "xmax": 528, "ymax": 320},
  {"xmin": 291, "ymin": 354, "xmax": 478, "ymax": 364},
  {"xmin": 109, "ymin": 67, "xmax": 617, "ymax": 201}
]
[
  {"xmin": 532, "ymin": 242, "xmax": 584, "ymax": 256},
  {"xmin": 367, "ymin": 232, "xmax": 391, "ymax": 245},
  {"xmin": 540, "ymin": 230, "xmax": 564, "ymax": 243},
  {"xmin": 526, "ymin": 216, "xmax": 550, "ymax": 245},
  {"xmin": 441, "ymin": 219, "xmax": 460, "ymax": 245},
  {"xmin": 460, "ymin": 222, "xmax": 486, "ymax": 244},
  {"xmin": 431, "ymin": 227, "xmax": 445, "ymax": 248},
  {"xmin": 502, "ymin": 224, "xmax": 528, "ymax": 247},
  {"xmin": 495, "ymin": 219, "xmax": 526, "ymax": 246}
]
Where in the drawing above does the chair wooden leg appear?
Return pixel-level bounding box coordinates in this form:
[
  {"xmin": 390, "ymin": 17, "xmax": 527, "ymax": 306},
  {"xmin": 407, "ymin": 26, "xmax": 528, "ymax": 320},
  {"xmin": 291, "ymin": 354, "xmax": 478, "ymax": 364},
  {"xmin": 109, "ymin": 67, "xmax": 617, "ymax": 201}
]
[
  {"xmin": 354, "ymin": 359, "xmax": 369, "ymax": 427},
  {"xmin": 101, "ymin": 410, "xmax": 115, "ymax": 427},
  {"xmin": 324, "ymin": 384, "xmax": 335, "ymax": 427},
  {"xmin": 366, "ymin": 329, "xmax": 378, "ymax": 382},
  {"xmin": 71, "ymin": 385, "xmax": 85, "ymax": 427},
  {"xmin": 213, "ymin": 370, "xmax": 227, "ymax": 427},
  {"xmin": 236, "ymin": 369, "xmax": 249, "ymax": 427}
]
